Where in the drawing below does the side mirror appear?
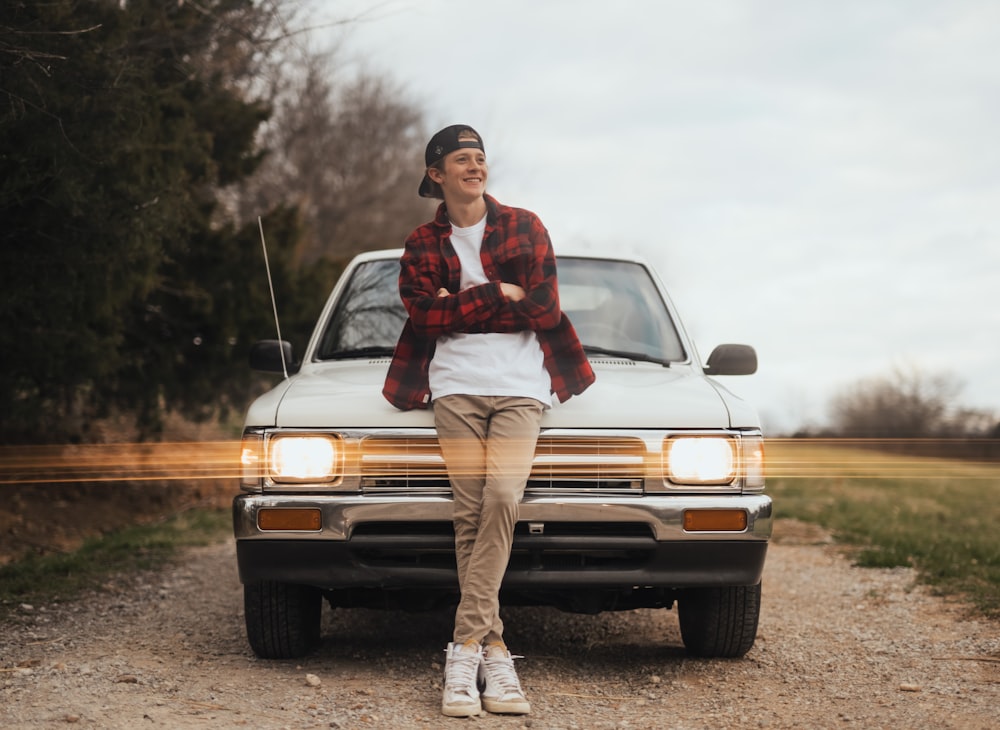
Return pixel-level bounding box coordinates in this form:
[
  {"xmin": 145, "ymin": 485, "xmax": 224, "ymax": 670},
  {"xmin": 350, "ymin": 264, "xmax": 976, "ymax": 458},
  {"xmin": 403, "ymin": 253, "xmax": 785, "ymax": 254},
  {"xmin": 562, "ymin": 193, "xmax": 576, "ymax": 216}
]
[
  {"xmin": 703, "ymin": 344, "xmax": 757, "ymax": 376},
  {"xmin": 249, "ymin": 339, "xmax": 299, "ymax": 374}
]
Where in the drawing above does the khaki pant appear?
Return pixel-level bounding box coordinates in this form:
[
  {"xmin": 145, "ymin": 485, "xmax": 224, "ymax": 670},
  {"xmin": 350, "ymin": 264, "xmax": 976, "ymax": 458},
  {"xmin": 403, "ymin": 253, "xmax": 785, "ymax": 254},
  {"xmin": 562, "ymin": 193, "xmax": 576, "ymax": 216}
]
[{"xmin": 433, "ymin": 395, "xmax": 544, "ymax": 645}]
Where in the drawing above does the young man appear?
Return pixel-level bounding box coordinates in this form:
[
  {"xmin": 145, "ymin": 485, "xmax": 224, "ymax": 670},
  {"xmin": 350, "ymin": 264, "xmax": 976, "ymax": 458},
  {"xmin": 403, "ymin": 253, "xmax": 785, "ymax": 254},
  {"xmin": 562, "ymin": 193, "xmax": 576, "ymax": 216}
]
[{"xmin": 383, "ymin": 125, "xmax": 594, "ymax": 717}]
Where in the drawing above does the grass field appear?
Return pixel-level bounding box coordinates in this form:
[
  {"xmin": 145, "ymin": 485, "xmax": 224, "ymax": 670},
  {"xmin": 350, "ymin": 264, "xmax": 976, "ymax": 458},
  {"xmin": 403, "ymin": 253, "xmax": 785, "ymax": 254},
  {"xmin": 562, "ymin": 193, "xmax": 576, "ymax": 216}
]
[
  {"xmin": 0, "ymin": 509, "xmax": 231, "ymax": 616},
  {"xmin": 765, "ymin": 439, "xmax": 1000, "ymax": 618}
]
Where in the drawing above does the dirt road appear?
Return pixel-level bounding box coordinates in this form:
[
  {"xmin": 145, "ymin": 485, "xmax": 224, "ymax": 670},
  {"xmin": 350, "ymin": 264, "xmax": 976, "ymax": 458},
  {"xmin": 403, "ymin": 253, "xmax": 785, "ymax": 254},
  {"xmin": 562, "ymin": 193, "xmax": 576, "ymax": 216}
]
[{"xmin": 2, "ymin": 520, "xmax": 997, "ymax": 729}]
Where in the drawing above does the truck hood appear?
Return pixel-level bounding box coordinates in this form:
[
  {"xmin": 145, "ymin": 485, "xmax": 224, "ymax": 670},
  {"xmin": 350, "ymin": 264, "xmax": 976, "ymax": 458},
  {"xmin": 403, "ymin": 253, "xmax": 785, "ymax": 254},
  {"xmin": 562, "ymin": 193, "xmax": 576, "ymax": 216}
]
[{"xmin": 245, "ymin": 357, "xmax": 760, "ymax": 431}]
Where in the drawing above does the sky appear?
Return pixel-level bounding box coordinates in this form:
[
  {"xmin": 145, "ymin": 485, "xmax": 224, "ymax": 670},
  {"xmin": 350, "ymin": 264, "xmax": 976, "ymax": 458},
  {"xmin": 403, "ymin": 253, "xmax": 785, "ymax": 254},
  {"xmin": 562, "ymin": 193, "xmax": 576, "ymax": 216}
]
[{"xmin": 320, "ymin": 0, "xmax": 999, "ymax": 434}]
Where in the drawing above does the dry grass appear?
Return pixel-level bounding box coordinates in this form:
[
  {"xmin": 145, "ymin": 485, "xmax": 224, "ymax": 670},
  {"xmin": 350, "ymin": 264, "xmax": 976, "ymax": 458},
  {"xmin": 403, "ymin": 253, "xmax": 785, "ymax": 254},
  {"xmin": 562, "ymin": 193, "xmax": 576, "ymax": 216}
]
[{"xmin": 766, "ymin": 439, "xmax": 1000, "ymax": 618}]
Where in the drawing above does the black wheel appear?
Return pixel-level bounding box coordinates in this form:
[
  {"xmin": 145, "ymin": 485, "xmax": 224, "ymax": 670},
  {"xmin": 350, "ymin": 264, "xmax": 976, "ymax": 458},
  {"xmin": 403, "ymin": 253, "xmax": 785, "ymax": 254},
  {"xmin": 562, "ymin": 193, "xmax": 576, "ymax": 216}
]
[
  {"xmin": 677, "ymin": 583, "xmax": 761, "ymax": 658},
  {"xmin": 243, "ymin": 581, "xmax": 323, "ymax": 659}
]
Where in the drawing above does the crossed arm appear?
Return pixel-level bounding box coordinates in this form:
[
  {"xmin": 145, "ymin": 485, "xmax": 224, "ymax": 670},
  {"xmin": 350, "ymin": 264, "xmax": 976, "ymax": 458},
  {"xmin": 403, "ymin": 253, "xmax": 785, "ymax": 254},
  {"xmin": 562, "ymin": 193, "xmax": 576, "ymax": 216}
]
[
  {"xmin": 400, "ymin": 230, "xmax": 562, "ymax": 339},
  {"xmin": 436, "ymin": 282, "xmax": 525, "ymax": 301}
]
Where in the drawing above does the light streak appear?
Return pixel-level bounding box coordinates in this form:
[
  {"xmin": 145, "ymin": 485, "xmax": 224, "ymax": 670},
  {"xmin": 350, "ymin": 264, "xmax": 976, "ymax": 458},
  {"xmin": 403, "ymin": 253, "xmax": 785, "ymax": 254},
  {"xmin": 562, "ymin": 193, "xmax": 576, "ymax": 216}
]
[
  {"xmin": 0, "ymin": 438, "xmax": 995, "ymax": 486},
  {"xmin": 0, "ymin": 441, "xmax": 244, "ymax": 485},
  {"xmin": 763, "ymin": 439, "xmax": 1000, "ymax": 480}
]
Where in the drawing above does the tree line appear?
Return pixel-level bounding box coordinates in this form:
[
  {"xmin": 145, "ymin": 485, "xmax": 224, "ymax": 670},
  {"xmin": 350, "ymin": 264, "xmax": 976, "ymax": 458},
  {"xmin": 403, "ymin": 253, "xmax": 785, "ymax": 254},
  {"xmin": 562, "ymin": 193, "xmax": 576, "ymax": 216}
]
[
  {"xmin": 799, "ymin": 365, "xmax": 999, "ymax": 456},
  {"xmin": 1, "ymin": 0, "xmax": 433, "ymax": 443}
]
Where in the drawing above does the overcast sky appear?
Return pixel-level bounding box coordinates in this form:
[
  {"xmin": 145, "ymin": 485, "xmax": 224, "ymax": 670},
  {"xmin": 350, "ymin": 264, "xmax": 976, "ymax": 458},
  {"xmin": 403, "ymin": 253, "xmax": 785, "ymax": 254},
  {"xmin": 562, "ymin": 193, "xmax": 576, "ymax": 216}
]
[{"xmin": 323, "ymin": 0, "xmax": 998, "ymax": 434}]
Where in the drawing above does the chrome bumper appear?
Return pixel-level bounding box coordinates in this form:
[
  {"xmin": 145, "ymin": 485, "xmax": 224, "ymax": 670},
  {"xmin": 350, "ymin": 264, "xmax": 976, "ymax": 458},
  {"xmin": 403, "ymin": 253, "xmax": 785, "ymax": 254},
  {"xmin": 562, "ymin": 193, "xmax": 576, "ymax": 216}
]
[
  {"xmin": 233, "ymin": 493, "xmax": 772, "ymax": 591},
  {"xmin": 233, "ymin": 492, "xmax": 773, "ymax": 542}
]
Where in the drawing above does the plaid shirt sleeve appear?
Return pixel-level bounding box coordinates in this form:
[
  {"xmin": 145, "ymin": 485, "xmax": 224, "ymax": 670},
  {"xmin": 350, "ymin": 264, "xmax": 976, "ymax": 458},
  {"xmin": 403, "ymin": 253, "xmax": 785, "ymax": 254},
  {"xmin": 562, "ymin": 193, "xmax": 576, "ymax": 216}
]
[
  {"xmin": 383, "ymin": 196, "xmax": 595, "ymax": 410},
  {"xmin": 472, "ymin": 202, "xmax": 562, "ymax": 334},
  {"xmin": 475, "ymin": 199, "xmax": 596, "ymax": 402},
  {"xmin": 398, "ymin": 226, "xmax": 507, "ymax": 340}
]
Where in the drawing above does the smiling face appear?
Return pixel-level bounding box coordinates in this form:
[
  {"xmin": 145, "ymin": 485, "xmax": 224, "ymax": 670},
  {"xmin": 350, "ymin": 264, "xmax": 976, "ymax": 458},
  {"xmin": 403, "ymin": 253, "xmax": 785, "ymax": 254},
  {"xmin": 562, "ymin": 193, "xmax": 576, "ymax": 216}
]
[{"xmin": 427, "ymin": 144, "xmax": 488, "ymax": 204}]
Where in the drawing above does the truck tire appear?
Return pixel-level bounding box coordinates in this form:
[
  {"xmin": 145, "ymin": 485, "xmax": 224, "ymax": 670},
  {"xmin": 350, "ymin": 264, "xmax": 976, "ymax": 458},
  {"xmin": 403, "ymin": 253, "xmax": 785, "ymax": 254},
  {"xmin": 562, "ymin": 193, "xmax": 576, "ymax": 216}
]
[
  {"xmin": 244, "ymin": 581, "xmax": 322, "ymax": 659},
  {"xmin": 677, "ymin": 583, "xmax": 761, "ymax": 658}
]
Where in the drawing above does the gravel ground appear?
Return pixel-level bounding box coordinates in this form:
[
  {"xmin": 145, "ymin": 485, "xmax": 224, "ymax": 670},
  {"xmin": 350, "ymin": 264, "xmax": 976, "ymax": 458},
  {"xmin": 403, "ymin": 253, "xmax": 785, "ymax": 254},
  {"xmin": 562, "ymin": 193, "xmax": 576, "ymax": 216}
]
[{"xmin": 1, "ymin": 519, "xmax": 998, "ymax": 729}]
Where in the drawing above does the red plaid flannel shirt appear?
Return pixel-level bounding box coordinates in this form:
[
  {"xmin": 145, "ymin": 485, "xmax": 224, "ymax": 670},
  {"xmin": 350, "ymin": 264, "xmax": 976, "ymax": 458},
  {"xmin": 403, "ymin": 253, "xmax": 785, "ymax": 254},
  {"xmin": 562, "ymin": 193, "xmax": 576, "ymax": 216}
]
[{"xmin": 382, "ymin": 195, "xmax": 595, "ymax": 410}]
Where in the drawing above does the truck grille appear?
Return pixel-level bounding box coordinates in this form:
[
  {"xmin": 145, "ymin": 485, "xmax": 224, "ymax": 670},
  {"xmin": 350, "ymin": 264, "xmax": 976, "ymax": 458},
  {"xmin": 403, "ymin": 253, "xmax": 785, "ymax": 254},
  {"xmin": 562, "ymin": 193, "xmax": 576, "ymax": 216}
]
[
  {"xmin": 350, "ymin": 521, "xmax": 656, "ymax": 571},
  {"xmin": 359, "ymin": 435, "xmax": 646, "ymax": 494}
]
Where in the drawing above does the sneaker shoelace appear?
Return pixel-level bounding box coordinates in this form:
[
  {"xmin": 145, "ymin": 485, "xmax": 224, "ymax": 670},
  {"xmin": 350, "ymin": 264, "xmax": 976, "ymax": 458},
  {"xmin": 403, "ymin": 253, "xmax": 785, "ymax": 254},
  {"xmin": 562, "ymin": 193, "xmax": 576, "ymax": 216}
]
[
  {"xmin": 483, "ymin": 652, "xmax": 525, "ymax": 696},
  {"xmin": 444, "ymin": 649, "xmax": 481, "ymax": 696}
]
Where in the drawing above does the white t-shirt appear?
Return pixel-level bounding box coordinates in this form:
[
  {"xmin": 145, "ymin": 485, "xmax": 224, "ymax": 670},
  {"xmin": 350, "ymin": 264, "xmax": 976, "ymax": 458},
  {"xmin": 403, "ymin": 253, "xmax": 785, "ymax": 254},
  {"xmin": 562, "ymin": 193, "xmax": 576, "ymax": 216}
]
[{"xmin": 428, "ymin": 215, "xmax": 552, "ymax": 407}]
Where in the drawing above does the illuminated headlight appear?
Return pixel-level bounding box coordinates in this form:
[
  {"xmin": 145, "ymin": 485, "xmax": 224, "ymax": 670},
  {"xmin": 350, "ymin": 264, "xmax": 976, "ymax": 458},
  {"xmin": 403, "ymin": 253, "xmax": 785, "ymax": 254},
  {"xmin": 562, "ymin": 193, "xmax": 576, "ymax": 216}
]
[
  {"xmin": 269, "ymin": 435, "xmax": 342, "ymax": 483},
  {"xmin": 665, "ymin": 437, "xmax": 736, "ymax": 485}
]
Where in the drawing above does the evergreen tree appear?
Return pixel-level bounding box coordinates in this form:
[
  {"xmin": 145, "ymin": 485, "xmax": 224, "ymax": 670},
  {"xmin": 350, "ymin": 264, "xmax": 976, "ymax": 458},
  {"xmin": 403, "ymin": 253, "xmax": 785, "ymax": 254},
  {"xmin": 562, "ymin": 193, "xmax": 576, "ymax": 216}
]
[
  {"xmin": 1, "ymin": 1, "xmax": 428, "ymax": 443},
  {"xmin": 0, "ymin": 0, "xmax": 304, "ymax": 441}
]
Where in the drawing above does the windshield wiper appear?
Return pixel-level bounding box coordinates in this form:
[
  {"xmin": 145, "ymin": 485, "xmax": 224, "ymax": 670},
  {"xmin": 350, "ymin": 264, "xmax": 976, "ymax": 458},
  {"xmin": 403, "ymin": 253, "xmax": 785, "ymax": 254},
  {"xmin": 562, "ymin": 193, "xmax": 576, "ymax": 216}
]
[
  {"xmin": 322, "ymin": 346, "xmax": 396, "ymax": 359},
  {"xmin": 582, "ymin": 345, "xmax": 671, "ymax": 367}
]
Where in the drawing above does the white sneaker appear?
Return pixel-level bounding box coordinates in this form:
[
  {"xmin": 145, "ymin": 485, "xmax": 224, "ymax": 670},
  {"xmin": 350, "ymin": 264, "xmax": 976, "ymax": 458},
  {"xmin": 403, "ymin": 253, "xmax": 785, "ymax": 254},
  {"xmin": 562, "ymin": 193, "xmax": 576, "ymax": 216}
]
[
  {"xmin": 479, "ymin": 642, "xmax": 530, "ymax": 714},
  {"xmin": 442, "ymin": 640, "xmax": 482, "ymax": 717}
]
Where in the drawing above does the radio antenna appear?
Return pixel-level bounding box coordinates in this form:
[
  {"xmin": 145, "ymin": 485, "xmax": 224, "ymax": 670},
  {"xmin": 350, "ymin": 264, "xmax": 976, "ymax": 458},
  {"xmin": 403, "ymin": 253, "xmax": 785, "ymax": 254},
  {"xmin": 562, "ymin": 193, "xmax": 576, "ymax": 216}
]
[{"xmin": 258, "ymin": 216, "xmax": 289, "ymax": 379}]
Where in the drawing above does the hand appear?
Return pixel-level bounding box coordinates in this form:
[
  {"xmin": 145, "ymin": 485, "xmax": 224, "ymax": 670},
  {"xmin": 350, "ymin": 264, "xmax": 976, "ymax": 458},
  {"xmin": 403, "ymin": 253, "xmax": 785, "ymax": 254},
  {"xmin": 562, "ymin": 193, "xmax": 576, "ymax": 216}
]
[
  {"xmin": 500, "ymin": 282, "xmax": 526, "ymax": 302},
  {"xmin": 436, "ymin": 288, "xmax": 449, "ymax": 298}
]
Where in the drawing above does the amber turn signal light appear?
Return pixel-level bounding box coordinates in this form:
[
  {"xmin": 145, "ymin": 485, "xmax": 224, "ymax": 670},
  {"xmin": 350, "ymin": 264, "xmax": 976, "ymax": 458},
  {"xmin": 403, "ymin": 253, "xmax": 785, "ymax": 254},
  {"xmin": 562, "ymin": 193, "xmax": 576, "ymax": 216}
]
[
  {"xmin": 683, "ymin": 509, "xmax": 748, "ymax": 532},
  {"xmin": 257, "ymin": 508, "xmax": 322, "ymax": 531}
]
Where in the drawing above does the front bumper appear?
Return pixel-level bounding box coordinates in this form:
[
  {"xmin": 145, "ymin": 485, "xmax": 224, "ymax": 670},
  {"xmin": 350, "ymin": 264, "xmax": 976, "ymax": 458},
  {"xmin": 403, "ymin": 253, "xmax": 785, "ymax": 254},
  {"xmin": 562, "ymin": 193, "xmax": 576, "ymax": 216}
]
[{"xmin": 233, "ymin": 492, "xmax": 772, "ymax": 590}]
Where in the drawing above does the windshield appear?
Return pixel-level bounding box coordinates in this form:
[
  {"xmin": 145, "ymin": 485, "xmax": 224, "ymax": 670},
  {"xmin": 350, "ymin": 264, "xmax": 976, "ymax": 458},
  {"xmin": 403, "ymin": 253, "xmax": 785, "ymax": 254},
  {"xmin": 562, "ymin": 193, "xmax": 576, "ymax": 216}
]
[
  {"xmin": 558, "ymin": 258, "xmax": 685, "ymax": 362},
  {"xmin": 315, "ymin": 256, "xmax": 685, "ymax": 363},
  {"xmin": 315, "ymin": 259, "xmax": 405, "ymax": 359}
]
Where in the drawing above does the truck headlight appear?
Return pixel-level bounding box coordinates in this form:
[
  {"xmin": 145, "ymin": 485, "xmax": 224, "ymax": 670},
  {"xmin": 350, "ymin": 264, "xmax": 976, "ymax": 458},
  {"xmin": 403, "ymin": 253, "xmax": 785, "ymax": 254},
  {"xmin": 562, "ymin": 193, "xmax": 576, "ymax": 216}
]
[
  {"xmin": 269, "ymin": 435, "xmax": 343, "ymax": 483},
  {"xmin": 664, "ymin": 437, "xmax": 736, "ymax": 485}
]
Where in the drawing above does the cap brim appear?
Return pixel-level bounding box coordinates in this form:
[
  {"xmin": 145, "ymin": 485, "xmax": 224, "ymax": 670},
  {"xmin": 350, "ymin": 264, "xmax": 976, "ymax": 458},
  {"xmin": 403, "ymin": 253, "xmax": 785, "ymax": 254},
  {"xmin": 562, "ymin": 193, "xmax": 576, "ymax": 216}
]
[{"xmin": 418, "ymin": 173, "xmax": 435, "ymax": 198}]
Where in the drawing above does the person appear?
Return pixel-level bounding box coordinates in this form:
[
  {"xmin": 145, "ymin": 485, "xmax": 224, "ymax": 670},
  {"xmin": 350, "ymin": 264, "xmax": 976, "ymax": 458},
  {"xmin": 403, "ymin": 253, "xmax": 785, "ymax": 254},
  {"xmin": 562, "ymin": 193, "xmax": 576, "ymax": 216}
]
[{"xmin": 382, "ymin": 124, "xmax": 595, "ymax": 717}]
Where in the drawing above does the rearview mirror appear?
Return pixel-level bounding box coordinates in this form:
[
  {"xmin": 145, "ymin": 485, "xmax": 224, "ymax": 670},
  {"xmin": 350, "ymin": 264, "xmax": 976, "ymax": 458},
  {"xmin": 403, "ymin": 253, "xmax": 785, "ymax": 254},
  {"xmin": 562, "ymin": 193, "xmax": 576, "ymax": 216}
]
[
  {"xmin": 703, "ymin": 344, "xmax": 757, "ymax": 376},
  {"xmin": 249, "ymin": 339, "xmax": 300, "ymax": 374}
]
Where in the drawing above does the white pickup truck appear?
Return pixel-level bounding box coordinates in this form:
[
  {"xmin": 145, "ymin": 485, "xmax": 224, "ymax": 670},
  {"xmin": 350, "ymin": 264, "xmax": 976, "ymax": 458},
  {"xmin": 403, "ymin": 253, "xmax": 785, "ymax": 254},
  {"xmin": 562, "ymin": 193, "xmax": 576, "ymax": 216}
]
[{"xmin": 234, "ymin": 249, "xmax": 770, "ymax": 660}]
